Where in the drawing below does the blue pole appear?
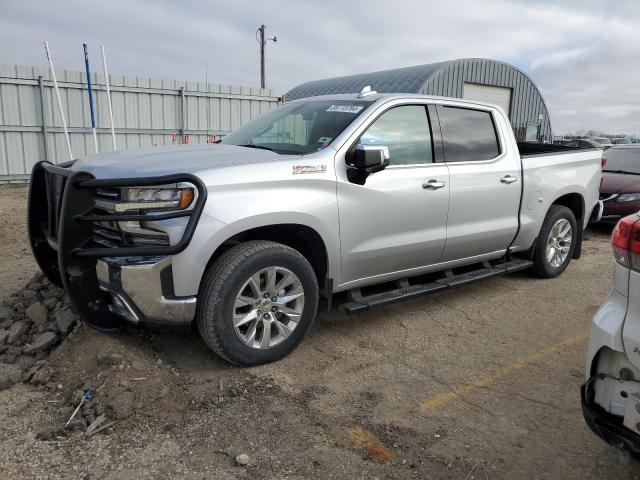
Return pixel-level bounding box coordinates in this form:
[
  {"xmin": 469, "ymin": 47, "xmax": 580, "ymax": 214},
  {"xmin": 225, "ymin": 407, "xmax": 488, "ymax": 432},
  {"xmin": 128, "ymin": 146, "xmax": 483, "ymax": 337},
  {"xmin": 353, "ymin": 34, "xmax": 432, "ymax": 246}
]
[{"xmin": 83, "ymin": 43, "xmax": 98, "ymax": 153}]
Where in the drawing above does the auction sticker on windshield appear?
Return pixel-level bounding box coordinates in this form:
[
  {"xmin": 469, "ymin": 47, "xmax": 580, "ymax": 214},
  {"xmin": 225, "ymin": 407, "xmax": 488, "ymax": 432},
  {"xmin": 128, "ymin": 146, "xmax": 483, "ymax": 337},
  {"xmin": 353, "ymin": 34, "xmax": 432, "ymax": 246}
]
[{"xmin": 326, "ymin": 105, "xmax": 364, "ymax": 114}]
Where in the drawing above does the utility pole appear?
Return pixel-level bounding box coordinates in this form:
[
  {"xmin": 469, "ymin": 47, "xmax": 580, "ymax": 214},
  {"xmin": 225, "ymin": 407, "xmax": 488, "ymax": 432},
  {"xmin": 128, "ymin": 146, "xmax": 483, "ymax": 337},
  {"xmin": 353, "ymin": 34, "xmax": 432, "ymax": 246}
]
[{"xmin": 256, "ymin": 24, "xmax": 277, "ymax": 89}]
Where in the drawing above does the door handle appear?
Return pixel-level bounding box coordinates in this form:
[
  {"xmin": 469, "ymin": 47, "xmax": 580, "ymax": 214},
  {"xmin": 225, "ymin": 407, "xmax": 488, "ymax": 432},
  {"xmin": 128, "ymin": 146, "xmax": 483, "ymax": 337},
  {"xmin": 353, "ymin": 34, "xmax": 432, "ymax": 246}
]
[
  {"xmin": 422, "ymin": 179, "xmax": 446, "ymax": 190},
  {"xmin": 500, "ymin": 175, "xmax": 518, "ymax": 184}
]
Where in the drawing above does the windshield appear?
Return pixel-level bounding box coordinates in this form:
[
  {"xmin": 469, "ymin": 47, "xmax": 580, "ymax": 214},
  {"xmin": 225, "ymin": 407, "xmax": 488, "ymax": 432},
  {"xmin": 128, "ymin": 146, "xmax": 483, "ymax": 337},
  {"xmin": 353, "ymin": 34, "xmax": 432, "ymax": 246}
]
[
  {"xmin": 613, "ymin": 138, "xmax": 632, "ymax": 144},
  {"xmin": 604, "ymin": 148, "xmax": 640, "ymax": 174},
  {"xmin": 221, "ymin": 100, "xmax": 371, "ymax": 155}
]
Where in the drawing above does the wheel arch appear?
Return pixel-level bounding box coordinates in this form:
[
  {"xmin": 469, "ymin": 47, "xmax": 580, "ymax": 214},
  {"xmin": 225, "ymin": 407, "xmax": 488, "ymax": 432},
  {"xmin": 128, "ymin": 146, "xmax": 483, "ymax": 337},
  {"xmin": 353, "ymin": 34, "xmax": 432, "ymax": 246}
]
[
  {"xmin": 203, "ymin": 222, "xmax": 332, "ymax": 294},
  {"xmin": 551, "ymin": 192, "xmax": 585, "ymax": 227},
  {"xmin": 550, "ymin": 192, "xmax": 585, "ymax": 259}
]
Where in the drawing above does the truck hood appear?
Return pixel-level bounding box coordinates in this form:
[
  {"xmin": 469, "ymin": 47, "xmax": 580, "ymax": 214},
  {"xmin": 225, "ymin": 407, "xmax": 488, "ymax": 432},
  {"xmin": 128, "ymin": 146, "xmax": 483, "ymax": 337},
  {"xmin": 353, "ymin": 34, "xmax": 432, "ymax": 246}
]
[{"xmin": 71, "ymin": 144, "xmax": 292, "ymax": 179}]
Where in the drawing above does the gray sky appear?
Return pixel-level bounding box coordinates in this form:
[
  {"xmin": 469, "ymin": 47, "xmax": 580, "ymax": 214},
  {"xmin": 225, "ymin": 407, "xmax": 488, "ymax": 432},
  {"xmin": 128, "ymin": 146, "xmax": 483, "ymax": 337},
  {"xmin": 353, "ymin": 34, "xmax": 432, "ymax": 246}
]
[{"xmin": 2, "ymin": 0, "xmax": 638, "ymax": 135}]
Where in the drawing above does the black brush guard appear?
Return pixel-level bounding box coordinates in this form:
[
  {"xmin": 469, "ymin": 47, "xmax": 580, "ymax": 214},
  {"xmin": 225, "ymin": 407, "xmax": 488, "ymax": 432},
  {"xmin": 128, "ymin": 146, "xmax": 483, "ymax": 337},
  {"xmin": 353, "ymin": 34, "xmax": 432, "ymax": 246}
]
[{"xmin": 27, "ymin": 161, "xmax": 207, "ymax": 330}]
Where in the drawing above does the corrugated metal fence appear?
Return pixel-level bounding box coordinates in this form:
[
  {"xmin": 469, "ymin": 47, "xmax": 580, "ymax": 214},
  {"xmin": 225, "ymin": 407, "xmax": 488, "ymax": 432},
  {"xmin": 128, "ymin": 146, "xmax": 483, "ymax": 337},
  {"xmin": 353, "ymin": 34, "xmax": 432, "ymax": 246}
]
[{"xmin": 0, "ymin": 64, "xmax": 281, "ymax": 181}]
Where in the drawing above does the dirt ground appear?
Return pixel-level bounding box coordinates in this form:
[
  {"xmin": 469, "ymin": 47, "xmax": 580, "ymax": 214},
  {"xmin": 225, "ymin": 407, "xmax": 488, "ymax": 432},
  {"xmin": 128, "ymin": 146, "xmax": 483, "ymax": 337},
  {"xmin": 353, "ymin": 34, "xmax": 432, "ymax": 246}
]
[
  {"xmin": 0, "ymin": 184, "xmax": 638, "ymax": 479},
  {"xmin": 0, "ymin": 185, "xmax": 36, "ymax": 298}
]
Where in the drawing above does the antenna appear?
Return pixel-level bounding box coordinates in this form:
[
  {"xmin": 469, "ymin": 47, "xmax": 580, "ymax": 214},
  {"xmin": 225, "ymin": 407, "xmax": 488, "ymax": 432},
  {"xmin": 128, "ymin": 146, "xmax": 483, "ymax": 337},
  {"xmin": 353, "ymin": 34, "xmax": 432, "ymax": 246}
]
[{"xmin": 358, "ymin": 85, "xmax": 377, "ymax": 98}]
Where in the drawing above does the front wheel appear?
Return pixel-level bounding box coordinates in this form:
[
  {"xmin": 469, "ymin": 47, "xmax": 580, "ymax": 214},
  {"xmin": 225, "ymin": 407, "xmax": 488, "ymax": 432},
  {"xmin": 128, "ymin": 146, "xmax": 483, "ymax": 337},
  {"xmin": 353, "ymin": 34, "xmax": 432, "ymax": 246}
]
[
  {"xmin": 532, "ymin": 205, "xmax": 578, "ymax": 278},
  {"xmin": 197, "ymin": 240, "xmax": 319, "ymax": 366}
]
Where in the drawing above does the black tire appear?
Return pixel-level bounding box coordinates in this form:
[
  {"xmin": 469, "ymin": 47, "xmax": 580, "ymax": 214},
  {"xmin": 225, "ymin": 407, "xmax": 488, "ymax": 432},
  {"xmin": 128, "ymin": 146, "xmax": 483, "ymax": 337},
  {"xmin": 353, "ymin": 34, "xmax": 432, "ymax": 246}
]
[
  {"xmin": 532, "ymin": 205, "xmax": 578, "ymax": 278},
  {"xmin": 197, "ymin": 240, "xmax": 319, "ymax": 366}
]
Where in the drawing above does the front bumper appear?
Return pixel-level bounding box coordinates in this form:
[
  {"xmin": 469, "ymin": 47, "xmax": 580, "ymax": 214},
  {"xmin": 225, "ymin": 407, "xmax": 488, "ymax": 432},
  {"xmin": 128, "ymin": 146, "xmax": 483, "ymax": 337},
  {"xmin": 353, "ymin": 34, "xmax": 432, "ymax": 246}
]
[
  {"xmin": 27, "ymin": 161, "xmax": 206, "ymax": 330},
  {"xmin": 582, "ymin": 382, "xmax": 640, "ymax": 459},
  {"xmin": 96, "ymin": 256, "xmax": 196, "ymax": 328}
]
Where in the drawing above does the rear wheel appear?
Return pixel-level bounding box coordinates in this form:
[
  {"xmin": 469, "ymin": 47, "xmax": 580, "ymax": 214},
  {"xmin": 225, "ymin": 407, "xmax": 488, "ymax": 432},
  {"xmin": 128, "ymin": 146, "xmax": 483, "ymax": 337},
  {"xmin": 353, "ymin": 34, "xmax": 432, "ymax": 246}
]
[
  {"xmin": 532, "ymin": 205, "xmax": 578, "ymax": 278},
  {"xmin": 197, "ymin": 240, "xmax": 319, "ymax": 365}
]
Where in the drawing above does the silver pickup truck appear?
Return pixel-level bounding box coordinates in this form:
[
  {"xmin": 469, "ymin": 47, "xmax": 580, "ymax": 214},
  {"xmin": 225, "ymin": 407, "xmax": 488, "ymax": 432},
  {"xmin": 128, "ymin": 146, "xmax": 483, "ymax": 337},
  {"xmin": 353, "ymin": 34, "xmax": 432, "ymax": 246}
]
[{"xmin": 28, "ymin": 90, "xmax": 603, "ymax": 365}]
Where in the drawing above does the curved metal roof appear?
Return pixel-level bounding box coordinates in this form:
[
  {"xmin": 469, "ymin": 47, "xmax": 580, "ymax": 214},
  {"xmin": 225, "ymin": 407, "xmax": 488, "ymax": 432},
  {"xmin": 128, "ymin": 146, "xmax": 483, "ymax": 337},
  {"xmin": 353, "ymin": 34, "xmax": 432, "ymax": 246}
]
[
  {"xmin": 284, "ymin": 58, "xmax": 553, "ymax": 143},
  {"xmin": 284, "ymin": 62, "xmax": 449, "ymax": 100}
]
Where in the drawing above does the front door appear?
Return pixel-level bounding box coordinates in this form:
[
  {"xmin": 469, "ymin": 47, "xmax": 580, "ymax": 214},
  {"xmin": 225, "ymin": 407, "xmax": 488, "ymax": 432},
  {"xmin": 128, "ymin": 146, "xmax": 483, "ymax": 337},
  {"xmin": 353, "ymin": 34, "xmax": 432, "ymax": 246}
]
[{"xmin": 337, "ymin": 104, "xmax": 450, "ymax": 286}]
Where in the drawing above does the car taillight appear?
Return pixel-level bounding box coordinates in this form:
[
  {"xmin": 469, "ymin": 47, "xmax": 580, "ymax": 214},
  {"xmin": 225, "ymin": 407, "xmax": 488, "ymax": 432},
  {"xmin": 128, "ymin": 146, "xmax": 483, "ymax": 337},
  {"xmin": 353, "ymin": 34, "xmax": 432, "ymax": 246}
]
[
  {"xmin": 601, "ymin": 156, "xmax": 608, "ymax": 169},
  {"xmin": 612, "ymin": 214, "xmax": 640, "ymax": 270}
]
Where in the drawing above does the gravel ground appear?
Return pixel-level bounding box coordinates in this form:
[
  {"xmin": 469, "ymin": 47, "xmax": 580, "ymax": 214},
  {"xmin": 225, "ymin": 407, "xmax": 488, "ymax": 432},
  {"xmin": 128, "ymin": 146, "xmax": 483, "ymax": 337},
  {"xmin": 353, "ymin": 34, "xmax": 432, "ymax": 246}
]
[{"xmin": 0, "ymin": 184, "xmax": 638, "ymax": 479}]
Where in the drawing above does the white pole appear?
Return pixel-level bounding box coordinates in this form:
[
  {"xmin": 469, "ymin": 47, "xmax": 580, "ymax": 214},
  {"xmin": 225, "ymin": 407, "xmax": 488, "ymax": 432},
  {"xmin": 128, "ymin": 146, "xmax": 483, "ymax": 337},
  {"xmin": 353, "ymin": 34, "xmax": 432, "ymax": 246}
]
[
  {"xmin": 44, "ymin": 41, "xmax": 73, "ymax": 160},
  {"xmin": 100, "ymin": 45, "xmax": 117, "ymax": 150}
]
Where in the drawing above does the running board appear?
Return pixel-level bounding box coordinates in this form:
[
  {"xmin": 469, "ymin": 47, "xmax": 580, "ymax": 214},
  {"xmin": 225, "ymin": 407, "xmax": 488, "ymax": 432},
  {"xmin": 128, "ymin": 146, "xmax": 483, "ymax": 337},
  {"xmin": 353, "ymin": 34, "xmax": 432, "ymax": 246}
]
[{"xmin": 339, "ymin": 258, "xmax": 533, "ymax": 314}]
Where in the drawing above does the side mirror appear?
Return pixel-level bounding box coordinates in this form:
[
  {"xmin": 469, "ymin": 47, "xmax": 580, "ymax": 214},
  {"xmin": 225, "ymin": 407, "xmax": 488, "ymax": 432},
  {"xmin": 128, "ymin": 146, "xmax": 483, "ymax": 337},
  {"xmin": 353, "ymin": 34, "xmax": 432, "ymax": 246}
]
[{"xmin": 354, "ymin": 144, "xmax": 390, "ymax": 169}]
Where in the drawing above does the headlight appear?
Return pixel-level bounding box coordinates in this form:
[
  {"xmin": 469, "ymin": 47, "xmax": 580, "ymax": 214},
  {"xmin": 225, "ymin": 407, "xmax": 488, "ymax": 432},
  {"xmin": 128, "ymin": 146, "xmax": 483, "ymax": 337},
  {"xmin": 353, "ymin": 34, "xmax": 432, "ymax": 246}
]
[
  {"xmin": 617, "ymin": 193, "xmax": 640, "ymax": 202},
  {"xmin": 117, "ymin": 186, "xmax": 195, "ymax": 212}
]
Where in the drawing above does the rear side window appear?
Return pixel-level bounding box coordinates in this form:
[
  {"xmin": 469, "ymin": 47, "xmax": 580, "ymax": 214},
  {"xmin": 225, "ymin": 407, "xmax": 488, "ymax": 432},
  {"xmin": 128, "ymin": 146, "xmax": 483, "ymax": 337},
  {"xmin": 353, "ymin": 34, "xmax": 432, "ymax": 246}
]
[
  {"xmin": 359, "ymin": 105, "xmax": 433, "ymax": 165},
  {"xmin": 438, "ymin": 106, "xmax": 500, "ymax": 162}
]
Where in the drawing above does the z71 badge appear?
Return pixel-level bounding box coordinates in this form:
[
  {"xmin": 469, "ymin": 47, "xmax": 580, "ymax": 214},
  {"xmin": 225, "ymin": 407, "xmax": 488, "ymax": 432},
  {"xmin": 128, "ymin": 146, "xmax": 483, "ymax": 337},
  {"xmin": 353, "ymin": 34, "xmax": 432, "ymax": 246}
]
[{"xmin": 293, "ymin": 164, "xmax": 327, "ymax": 175}]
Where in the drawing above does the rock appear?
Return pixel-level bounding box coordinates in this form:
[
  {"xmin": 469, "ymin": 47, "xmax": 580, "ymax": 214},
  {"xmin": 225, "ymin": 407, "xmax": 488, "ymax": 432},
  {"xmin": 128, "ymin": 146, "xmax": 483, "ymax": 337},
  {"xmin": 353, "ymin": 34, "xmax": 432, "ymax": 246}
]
[
  {"xmin": 5, "ymin": 345, "xmax": 21, "ymax": 356},
  {"xmin": 27, "ymin": 282, "xmax": 42, "ymax": 292},
  {"xmin": 25, "ymin": 302, "xmax": 48, "ymax": 325},
  {"xmin": 5, "ymin": 296, "xmax": 23, "ymax": 310},
  {"xmin": 43, "ymin": 322, "xmax": 59, "ymax": 333},
  {"xmin": 0, "ymin": 364, "xmax": 23, "ymax": 390},
  {"xmin": 3, "ymin": 354, "xmax": 17, "ymax": 364},
  {"xmin": 0, "ymin": 306, "xmax": 12, "ymax": 324},
  {"xmin": 235, "ymin": 454, "xmax": 249, "ymax": 466},
  {"xmin": 131, "ymin": 360, "xmax": 144, "ymax": 370},
  {"xmin": 43, "ymin": 297, "xmax": 58, "ymax": 311},
  {"xmin": 55, "ymin": 309, "xmax": 77, "ymax": 335},
  {"xmin": 21, "ymin": 364, "xmax": 40, "ymax": 383},
  {"xmin": 7, "ymin": 321, "xmax": 29, "ymax": 344},
  {"xmin": 30, "ymin": 367, "xmax": 52, "ymax": 385},
  {"xmin": 23, "ymin": 332, "xmax": 58, "ymax": 354},
  {"xmin": 0, "ymin": 330, "xmax": 7, "ymax": 346},
  {"xmin": 16, "ymin": 355, "xmax": 35, "ymax": 369},
  {"xmin": 20, "ymin": 290, "xmax": 38, "ymax": 304},
  {"xmin": 109, "ymin": 391, "xmax": 135, "ymax": 420},
  {"xmin": 97, "ymin": 352, "xmax": 124, "ymax": 367}
]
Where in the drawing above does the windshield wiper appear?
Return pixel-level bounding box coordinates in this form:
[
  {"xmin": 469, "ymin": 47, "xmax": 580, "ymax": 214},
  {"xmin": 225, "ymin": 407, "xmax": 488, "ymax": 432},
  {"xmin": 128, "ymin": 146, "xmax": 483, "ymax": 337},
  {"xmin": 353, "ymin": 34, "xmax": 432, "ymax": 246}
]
[
  {"xmin": 604, "ymin": 169, "xmax": 640, "ymax": 176},
  {"xmin": 238, "ymin": 144, "xmax": 277, "ymax": 153}
]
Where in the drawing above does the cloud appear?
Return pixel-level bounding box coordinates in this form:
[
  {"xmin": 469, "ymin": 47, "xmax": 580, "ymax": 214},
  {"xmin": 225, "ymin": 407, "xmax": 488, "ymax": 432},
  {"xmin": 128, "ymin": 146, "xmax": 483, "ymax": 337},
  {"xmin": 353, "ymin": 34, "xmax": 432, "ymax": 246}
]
[{"xmin": 1, "ymin": 0, "xmax": 638, "ymax": 134}]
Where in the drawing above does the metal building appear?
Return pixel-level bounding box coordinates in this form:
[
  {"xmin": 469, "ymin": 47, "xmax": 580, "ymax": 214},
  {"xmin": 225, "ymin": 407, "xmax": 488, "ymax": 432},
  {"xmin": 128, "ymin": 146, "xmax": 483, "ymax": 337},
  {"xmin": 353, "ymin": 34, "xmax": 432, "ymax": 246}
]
[{"xmin": 285, "ymin": 58, "xmax": 552, "ymax": 143}]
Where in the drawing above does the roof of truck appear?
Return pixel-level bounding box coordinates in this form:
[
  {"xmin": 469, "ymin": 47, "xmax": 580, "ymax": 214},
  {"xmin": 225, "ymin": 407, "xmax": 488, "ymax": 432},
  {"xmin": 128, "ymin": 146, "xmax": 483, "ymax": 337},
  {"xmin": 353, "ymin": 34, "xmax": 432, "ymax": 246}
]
[{"xmin": 287, "ymin": 92, "xmax": 508, "ymax": 113}]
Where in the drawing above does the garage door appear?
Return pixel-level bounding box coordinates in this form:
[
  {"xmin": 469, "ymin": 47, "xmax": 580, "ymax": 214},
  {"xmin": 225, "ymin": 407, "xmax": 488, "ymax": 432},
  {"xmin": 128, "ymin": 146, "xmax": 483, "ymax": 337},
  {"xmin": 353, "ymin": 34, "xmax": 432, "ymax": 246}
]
[{"xmin": 463, "ymin": 83, "xmax": 512, "ymax": 118}]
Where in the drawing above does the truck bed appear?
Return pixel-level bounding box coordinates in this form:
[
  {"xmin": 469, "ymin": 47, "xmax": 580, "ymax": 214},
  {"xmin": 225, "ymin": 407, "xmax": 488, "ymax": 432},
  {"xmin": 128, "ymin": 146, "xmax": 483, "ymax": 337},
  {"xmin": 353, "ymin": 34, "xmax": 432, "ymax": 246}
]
[{"xmin": 517, "ymin": 142, "xmax": 599, "ymax": 158}]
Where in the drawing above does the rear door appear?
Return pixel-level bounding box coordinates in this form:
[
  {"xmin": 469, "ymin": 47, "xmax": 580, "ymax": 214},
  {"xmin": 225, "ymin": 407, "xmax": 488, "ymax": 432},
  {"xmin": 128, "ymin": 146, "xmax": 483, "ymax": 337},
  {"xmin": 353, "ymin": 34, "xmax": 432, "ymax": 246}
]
[
  {"xmin": 337, "ymin": 103, "xmax": 450, "ymax": 286},
  {"xmin": 436, "ymin": 104, "xmax": 521, "ymax": 262}
]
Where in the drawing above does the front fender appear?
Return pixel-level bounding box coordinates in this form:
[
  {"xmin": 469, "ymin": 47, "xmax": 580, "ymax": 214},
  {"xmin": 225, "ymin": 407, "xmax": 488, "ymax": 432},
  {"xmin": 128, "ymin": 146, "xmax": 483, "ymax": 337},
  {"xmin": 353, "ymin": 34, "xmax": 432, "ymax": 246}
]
[{"xmin": 170, "ymin": 210, "xmax": 340, "ymax": 297}]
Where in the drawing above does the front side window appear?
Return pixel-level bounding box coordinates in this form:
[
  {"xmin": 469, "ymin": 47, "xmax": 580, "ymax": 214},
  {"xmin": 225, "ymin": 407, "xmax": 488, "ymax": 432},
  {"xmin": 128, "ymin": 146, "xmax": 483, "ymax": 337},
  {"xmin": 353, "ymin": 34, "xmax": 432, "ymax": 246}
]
[
  {"xmin": 222, "ymin": 100, "xmax": 370, "ymax": 155},
  {"xmin": 359, "ymin": 105, "xmax": 433, "ymax": 165},
  {"xmin": 438, "ymin": 106, "xmax": 501, "ymax": 162}
]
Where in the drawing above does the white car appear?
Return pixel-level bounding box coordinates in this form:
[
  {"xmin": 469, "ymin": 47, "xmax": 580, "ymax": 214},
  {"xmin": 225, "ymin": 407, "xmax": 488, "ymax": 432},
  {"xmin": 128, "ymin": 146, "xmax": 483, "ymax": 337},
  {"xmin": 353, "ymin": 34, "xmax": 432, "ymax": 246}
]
[{"xmin": 583, "ymin": 212, "xmax": 640, "ymax": 458}]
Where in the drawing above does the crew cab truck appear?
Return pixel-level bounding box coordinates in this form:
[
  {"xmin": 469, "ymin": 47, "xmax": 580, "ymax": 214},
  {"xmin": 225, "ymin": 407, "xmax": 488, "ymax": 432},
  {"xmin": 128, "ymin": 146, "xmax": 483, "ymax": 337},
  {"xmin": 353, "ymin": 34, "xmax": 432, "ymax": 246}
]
[
  {"xmin": 28, "ymin": 89, "xmax": 603, "ymax": 365},
  {"xmin": 582, "ymin": 213, "xmax": 640, "ymax": 458}
]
